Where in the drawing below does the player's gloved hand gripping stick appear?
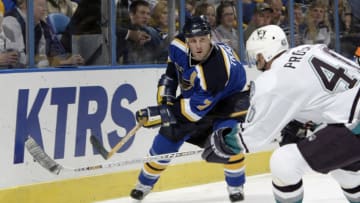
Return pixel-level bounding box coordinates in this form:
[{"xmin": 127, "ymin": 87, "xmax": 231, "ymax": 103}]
[{"xmin": 90, "ymin": 104, "xmax": 176, "ymax": 160}]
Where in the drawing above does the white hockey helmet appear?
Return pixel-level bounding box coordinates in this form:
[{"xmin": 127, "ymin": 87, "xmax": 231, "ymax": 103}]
[{"xmin": 246, "ymin": 25, "xmax": 289, "ymax": 68}]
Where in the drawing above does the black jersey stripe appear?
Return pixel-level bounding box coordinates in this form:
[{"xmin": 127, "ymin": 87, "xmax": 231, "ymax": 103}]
[{"xmin": 348, "ymin": 87, "xmax": 360, "ymax": 123}]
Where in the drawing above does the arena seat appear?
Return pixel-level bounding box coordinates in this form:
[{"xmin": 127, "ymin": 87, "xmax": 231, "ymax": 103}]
[{"xmin": 46, "ymin": 13, "xmax": 70, "ymax": 40}]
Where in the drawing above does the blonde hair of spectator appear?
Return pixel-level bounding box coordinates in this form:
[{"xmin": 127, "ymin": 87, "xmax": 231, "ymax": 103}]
[
  {"xmin": 305, "ymin": 0, "xmax": 331, "ymax": 41},
  {"xmin": 0, "ymin": 0, "xmax": 4, "ymax": 16},
  {"xmin": 46, "ymin": 0, "xmax": 78, "ymax": 17},
  {"xmin": 194, "ymin": 2, "xmax": 217, "ymax": 29},
  {"xmin": 149, "ymin": 1, "xmax": 168, "ymax": 33}
]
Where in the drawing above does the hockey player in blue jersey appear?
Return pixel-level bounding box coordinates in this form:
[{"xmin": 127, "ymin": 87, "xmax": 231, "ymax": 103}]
[{"xmin": 130, "ymin": 16, "xmax": 249, "ymax": 202}]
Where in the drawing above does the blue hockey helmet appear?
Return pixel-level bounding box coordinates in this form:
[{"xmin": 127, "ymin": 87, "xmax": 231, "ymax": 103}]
[{"xmin": 182, "ymin": 15, "xmax": 211, "ymax": 38}]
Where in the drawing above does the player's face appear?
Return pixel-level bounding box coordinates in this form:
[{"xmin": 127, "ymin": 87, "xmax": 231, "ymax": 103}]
[
  {"xmin": 220, "ymin": 6, "xmax": 235, "ymax": 28},
  {"xmin": 34, "ymin": 0, "xmax": 47, "ymax": 23},
  {"xmin": 187, "ymin": 35, "xmax": 212, "ymax": 61},
  {"xmin": 205, "ymin": 6, "xmax": 216, "ymax": 28},
  {"xmin": 131, "ymin": 5, "xmax": 151, "ymax": 27}
]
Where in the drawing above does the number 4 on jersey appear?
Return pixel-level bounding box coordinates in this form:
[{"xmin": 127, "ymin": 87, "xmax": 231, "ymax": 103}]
[{"xmin": 311, "ymin": 57, "xmax": 357, "ymax": 92}]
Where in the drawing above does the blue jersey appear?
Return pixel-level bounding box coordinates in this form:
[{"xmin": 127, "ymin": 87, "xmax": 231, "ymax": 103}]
[{"xmin": 166, "ymin": 35, "xmax": 247, "ymax": 122}]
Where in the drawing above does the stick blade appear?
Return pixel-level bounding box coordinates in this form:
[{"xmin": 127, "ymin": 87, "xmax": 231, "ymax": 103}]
[
  {"xmin": 25, "ymin": 137, "xmax": 63, "ymax": 175},
  {"xmin": 90, "ymin": 135, "xmax": 109, "ymax": 160}
]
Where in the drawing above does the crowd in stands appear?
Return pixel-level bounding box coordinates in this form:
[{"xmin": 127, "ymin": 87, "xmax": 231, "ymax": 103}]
[
  {"xmin": 0, "ymin": 0, "xmax": 83, "ymax": 68},
  {"xmin": 0, "ymin": 0, "xmax": 359, "ymax": 68},
  {"xmin": 116, "ymin": 0, "xmax": 360, "ymax": 65}
]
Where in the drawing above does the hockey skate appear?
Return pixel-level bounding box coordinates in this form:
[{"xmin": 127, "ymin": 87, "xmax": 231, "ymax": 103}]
[
  {"xmin": 227, "ymin": 185, "xmax": 244, "ymax": 202},
  {"xmin": 130, "ymin": 182, "xmax": 153, "ymax": 202}
]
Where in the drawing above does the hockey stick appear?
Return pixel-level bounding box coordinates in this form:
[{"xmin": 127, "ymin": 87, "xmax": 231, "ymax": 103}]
[
  {"xmin": 90, "ymin": 120, "xmax": 144, "ymax": 160},
  {"xmin": 25, "ymin": 136, "xmax": 203, "ymax": 175},
  {"xmin": 91, "ymin": 110, "xmax": 248, "ymax": 160}
]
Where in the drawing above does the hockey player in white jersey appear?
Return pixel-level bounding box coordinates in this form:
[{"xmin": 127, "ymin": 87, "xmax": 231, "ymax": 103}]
[{"xmin": 239, "ymin": 24, "xmax": 360, "ymax": 203}]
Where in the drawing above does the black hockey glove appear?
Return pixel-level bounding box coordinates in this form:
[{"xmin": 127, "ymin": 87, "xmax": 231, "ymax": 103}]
[
  {"xmin": 136, "ymin": 105, "xmax": 177, "ymax": 128},
  {"xmin": 202, "ymin": 127, "xmax": 243, "ymax": 164},
  {"xmin": 279, "ymin": 120, "xmax": 316, "ymax": 146},
  {"xmin": 157, "ymin": 74, "xmax": 177, "ymax": 105}
]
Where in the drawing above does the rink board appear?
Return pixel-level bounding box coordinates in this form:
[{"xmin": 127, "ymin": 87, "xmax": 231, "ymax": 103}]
[
  {"xmin": 0, "ymin": 66, "xmax": 263, "ymax": 202},
  {"xmin": 0, "ymin": 151, "xmax": 272, "ymax": 203}
]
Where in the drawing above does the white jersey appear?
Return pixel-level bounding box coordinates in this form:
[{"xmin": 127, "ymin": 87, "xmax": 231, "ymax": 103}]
[{"xmin": 242, "ymin": 44, "xmax": 360, "ymax": 152}]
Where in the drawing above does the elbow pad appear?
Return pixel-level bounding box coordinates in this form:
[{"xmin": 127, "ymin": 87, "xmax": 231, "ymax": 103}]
[{"xmin": 157, "ymin": 74, "xmax": 177, "ymax": 105}]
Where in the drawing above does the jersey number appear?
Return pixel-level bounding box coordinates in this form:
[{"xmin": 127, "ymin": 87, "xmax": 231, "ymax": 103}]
[{"xmin": 311, "ymin": 57, "xmax": 357, "ymax": 91}]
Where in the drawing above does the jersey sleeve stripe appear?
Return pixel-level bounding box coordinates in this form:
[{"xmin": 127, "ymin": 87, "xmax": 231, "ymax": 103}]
[
  {"xmin": 195, "ymin": 64, "xmax": 207, "ymax": 91},
  {"xmin": 219, "ymin": 47, "xmax": 231, "ymax": 79},
  {"xmin": 180, "ymin": 98, "xmax": 201, "ymax": 122},
  {"xmin": 349, "ymin": 87, "xmax": 360, "ymax": 123},
  {"xmin": 171, "ymin": 38, "xmax": 188, "ymax": 53}
]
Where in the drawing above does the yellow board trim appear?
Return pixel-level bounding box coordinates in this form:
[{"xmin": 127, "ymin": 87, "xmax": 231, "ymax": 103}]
[{"xmin": 0, "ymin": 151, "xmax": 273, "ymax": 203}]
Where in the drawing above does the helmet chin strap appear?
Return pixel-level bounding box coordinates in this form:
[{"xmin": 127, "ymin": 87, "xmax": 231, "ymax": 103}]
[
  {"xmin": 258, "ymin": 51, "xmax": 285, "ymax": 71},
  {"xmin": 260, "ymin": 61, "xmax": 268, "ymax": 72},
  {"xmin": 256, "ymin": 60, "xmax": 268, "ymax": 72}
]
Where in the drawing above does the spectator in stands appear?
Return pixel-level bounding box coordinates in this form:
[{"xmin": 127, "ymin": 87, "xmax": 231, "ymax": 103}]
[
  {"xmin": 116, "ymin": 27, "xmax": 151, "ymax": 64},
  {"xmin": 244, "ymin": 2, "xmax": 273, "ymax": 42},
  {"xmin": 214, "ymin": 1, "xmax": 240, "ymax": 54},
  {"xmin": 118, "ymin": 27, "xmax": 151, "ymax": 46},
  {"xmin": 266, "ymin": 0, "xmax": 284, "ymax": 25},
  {"xmin": 194, "ymin": 2, "xmax": 217, "ymax": 40},
  {"xmin": 280, "ymin": 2, "xmax": 306, "ymax": 46},
  {"xmin": 116, "ymin": 0, "xmax": 168, "ymax": 28},
  {"xmin": 242, "ymin": 0, "xmax": 258, "ymax": 26},
  {"xmin": 0, "ymin": 4, "xmax": 19, "ymax": 68},
  {"xmin": 326, "ymin": 0, "xmax": 352, "ymax": 35},
  {"xmin": 194, "ymin": 2, "xmax": 216, "ymax": 31},
  {"xmin": 339, "ymin": 0, "xmax": 360, "ymax": 59},
  {"xmin": 302, "ymin": 1, "xmax": 333, "ymax": 47},
  {"xmin": 347, "ymin": 0, "xmax": 360, "ymax": 33},
  {"xmin": 46, "ymin": 0, "xmax": 78, "ymax": 17},
  {"xmin": 120, "ymin": 0, "xmax": 163, "ymax": 64},
  {"xmin": 150, "ymin": 1, "xmax": 168, "ymax": 40},
  {"xmin": 147, "ymin": 1, "xmax": 172, "ymax": 11},
  {"xmin": 3, "ymin": 0, "xmax": 84, "ymax": 67},
  {"xmin": 149, "ymin": 1, "xmax": 170, "ymax": 62},
  {"xmin": 185, "ymin": 0, "xmax": 196, "ymax": 19}
]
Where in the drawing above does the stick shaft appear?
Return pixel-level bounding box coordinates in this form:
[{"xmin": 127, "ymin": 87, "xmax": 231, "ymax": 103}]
[
  {"xmin": 72, "ymin": 149, "xmax": 204, "ymax": 172},
  {"xmin": 106, "ymin": 121, "xmax": 143, "ymax": 159},
  {"xmin": 26, "ymin": 136, "xmax": 203, "ymax": 174}
]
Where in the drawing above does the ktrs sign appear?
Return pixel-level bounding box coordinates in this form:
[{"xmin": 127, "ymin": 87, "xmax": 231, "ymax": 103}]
[{"xmin": 13, "ymin": 84, "xmax": 137, "ymax": 164}]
